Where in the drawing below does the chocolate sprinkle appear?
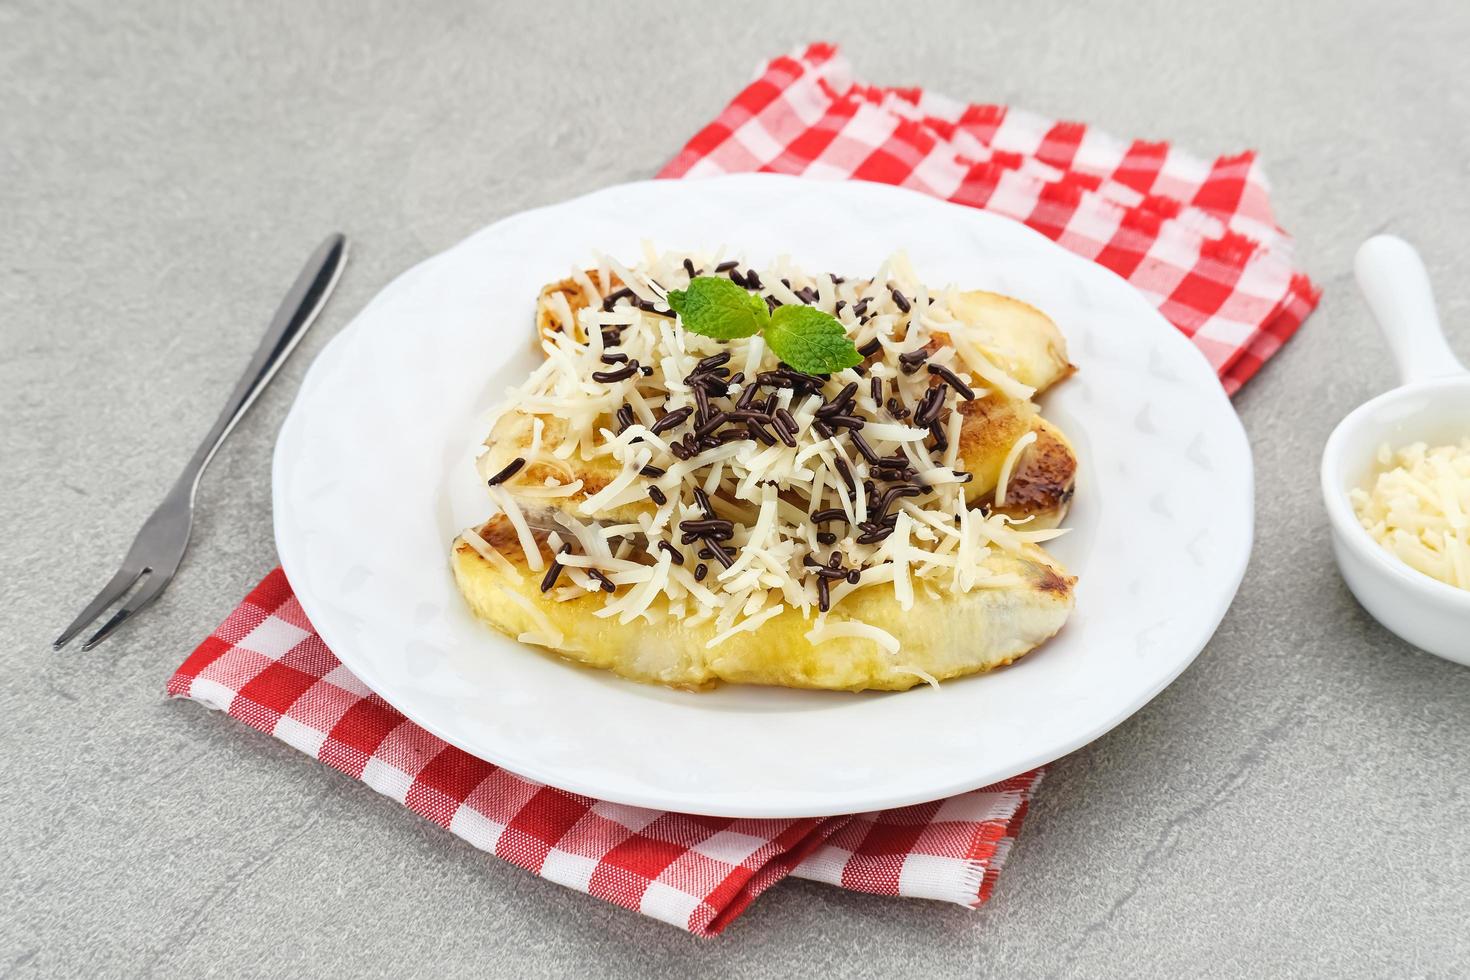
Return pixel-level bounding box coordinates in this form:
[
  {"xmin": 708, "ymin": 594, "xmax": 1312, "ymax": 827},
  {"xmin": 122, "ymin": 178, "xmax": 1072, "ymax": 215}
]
[
  {"xmin": 694, "ymin": 563, "xmax": 708, "ymax": 581},
  {"xmin": 898, "ymin": 347, "xmax": 929, "ymax": 374},
  {"xmin": 876, "ymin": 484, "xmax": 924, "ymax": 519},
  {"xmin": 714, "ymin": 260, "xmax": 740, "ymax": 272},
  {"xmin": 822, "ymin": 382, "xmax": 859, "ymax": 414},
  {"xmin": 648, "ymin": 486, "xmax": 667, "ymax": 506},
  {"xmin": 600, "ymin": 287, "xmax": 633, "ymax": 311},
  {"xmin": 588, "ymin": 569, "xmax": 617, "ymax": 593},
  {"xmin": 928, "ymin": 419, "xmax": 949, "ymax": 452},
  {"xmin": 657, "ymin": 540, "xmax": 684, "ymax": 564},
  {"xmin": 539, "ymin": 546, "xmax": 571, "ymax": 593},
  {"xmin": 680, "ymin": 518, "xmax": 734, "ymax": 534},
  {"xmin": 592, "ymin": 362, "xmax": 639, "ymax": 383},
  {"xmin": 650, "ymin": 407, "xmax": 693, "ymax": 435},
  {"xmin": 747, "ymin": 420, "xmax": 777, "ymax": 446},
  {"xmin": 637, "ymin": 300, "xmax": 675, "ymax": 318},
  {"xmin": 914, "ymin": 384, "xmax": 949, "ymax": 427},
  {"xmin": 695, "ymin": 410, "xmax": 731, "ymax": 438},
  {"xmin": 485, "ymin": 457, "xmax": 525, "ymax": 486},
  {"xmin": 695, "ymin": 352, "xmax": 732, "ymax": 373},
  {"xmin": 703, "ymin": 538, "xmax": 735, "ymax": 568},
  {"xmin": 774, "ymin": 407, "xmax": 800, "ymax": 440},
  {"xmin": 833, "ymin": 457, "xmax": 857, "ymax": 494},
  {"xmin": 926, "ymin": 363, "xmax": 976, "ymax": 401},
  {"xmin": 849, "ymin": 431, "xmax": 880, "ymax": 464}
]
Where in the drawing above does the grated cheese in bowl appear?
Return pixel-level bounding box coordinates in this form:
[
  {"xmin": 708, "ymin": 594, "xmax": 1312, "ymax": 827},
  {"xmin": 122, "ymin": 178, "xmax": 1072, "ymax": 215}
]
[
  {"xmin": 1349, "ymin": 440, "xmax": 1470, "ymax": 591},
  {"xmin": 473, "ymin": 245, "xmax": 1069, "ymax": 648}
]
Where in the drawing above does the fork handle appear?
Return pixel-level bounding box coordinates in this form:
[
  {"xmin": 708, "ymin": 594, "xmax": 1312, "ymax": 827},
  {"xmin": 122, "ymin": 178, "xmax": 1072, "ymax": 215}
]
[{"xmin": 174, "ymin": 233, "xmax": 349, "ymax": 502}]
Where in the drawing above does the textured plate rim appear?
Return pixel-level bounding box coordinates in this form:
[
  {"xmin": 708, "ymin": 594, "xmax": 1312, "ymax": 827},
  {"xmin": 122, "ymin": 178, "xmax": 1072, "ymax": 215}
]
[{"xmin": 273, "ymin": 174, "xmax": 1254, "ymax": 816}]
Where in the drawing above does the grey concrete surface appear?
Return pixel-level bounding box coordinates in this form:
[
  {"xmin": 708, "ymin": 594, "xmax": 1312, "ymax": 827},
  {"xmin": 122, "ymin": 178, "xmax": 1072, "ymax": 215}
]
[{"xmin": 4, "ymin": 0, "xmax": 1470, "ymax": 976}]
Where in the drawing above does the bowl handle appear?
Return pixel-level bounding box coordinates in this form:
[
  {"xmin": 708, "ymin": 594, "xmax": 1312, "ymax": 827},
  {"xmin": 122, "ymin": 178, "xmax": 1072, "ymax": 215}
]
[{"xmin": 1354, "ymin": 235, "xmax": 1467, "ymax": 385}]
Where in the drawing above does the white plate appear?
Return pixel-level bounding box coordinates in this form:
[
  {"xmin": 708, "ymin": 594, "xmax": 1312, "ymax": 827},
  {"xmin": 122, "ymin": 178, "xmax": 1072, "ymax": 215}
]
[{"xmin": 274, "ymin": 174, "xmax": 1252, "ymax": 817}]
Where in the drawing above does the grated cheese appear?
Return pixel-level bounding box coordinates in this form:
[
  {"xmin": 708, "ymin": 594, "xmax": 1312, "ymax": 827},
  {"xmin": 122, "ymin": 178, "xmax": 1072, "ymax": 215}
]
[
  {"xmin": 705, "ymin": 604, "xmax": 785, "ymax": 648},
  {"xmin": 498, "ymin": 585, "xmax": 564, "ymax": 647},
  {"xmin": 1350, "ymin": 440, "xmax": 1470, "ymax": 591},
  {"xmin": 891, "ymin": 665, "xmax": 941, "ymax": 689},
  {"xmin": 488, "ymin": 487, "xmax": 544, "ymax": 572},
  {"xmin": 805, "ymin": 618, "xmax": 902, "ymax": 654},
  {"xmin": 994, "ymin": 431, "xmax": 1038, "ymax": 507},
  {"xmin": 513, "ymin": 480, "xmax": 585, "ymax": 498},
  {"xmin": 472, "ymin": 247, "xmax": 1058, "ymax": 648},
  {"xmin": 461, "ymin": 526, "xmax": 522, "ymax": 582}
]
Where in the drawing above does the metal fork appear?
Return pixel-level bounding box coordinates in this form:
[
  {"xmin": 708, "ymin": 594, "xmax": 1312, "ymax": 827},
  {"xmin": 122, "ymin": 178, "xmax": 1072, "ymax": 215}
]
[{"xmin": 53, "ymin": 233, "xmax": 349, "ymax": 651}]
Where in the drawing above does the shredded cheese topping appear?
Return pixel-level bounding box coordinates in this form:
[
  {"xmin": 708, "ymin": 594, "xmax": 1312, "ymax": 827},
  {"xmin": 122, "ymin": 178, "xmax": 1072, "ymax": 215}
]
[
  {"xmin": 461, "ymin": 526, "xmax": 523, "ymax": 582},
  {"xmin": 995, "ymin": 431, "xmax": 1038, "ymax": 507},
  {"xmin": 1351, "ymin": 440, "xmax": 1470, "ymax": 591},
  {"xmin": 472, "ymin": 246, "xmax": 1062, "ymax": 649},
  {"xmin": 497, "ymin": 585, "xmax": 565, "ymax": 647},
  {"xmin": 805, "ymin": 618, "xmax": 901, "ymax": 654}
]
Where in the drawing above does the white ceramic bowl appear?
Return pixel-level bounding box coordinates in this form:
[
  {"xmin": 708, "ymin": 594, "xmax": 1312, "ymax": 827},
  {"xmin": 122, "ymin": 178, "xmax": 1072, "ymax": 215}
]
[{"xmin": 1321, "ymin": 235, "xmax": 1470, "ymax": 665}]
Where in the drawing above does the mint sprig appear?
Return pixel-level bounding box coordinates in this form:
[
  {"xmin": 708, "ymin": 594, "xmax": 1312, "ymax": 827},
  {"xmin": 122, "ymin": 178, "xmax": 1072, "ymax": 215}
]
[
  {"xmin": 665, "ymin": 277, "xmax": 766, "ymax": 340},
  {"xmin": 765, "ymin": 306, "xmax": 864, "ymax": 375},
  {"xmin": 665, "ymin": 276, "xmax": 862, "ymax": 375}
]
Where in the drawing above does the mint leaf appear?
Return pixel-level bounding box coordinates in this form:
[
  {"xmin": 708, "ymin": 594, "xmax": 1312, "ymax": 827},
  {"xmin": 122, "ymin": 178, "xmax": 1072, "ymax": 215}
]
[
  {"xmin": 764, "ymin": 305, "xmax": 863, "ymax": 375},
  {"xmin": 666, "ymin": 277, "xmax": 768, "ymax": 340}
]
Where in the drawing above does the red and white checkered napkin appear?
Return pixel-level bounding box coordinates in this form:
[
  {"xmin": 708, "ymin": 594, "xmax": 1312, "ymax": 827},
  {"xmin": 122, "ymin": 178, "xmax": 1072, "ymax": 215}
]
[
  {"xmin": 168, "ymin": 43, "xmax": 1318, "ymax": 936},
  {"xmin": 661, "ymin": 43, "xmax": 1320, "ymax": 393},
  {"xmin": 169, "ymin": 571, "xmax": 1039, "ymax": 936}
]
